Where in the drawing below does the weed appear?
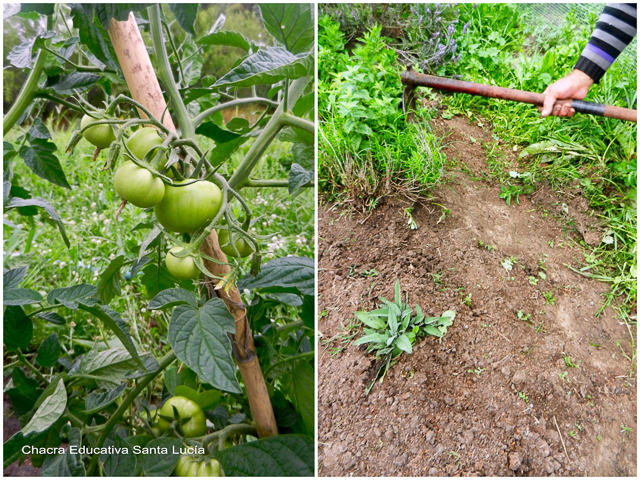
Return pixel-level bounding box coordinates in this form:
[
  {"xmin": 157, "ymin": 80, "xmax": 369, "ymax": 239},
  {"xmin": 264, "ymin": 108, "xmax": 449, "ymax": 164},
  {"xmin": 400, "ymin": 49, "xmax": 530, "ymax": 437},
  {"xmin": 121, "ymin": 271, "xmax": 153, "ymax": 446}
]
[
  {"xmin": 517, "ymin": 310, "xmax": 532, "ymax": 323},
  {"xmin": 477, "ymin": 239, "xmax": 496, "ymax": 251},
  {"xmin": 360, "ymin": 269, "xmax": 379, "ymax": 278},
  {"xmin": 461, "ymin": 292, "xmax": 473, "ymax": 308},
  {"xmin": 501, "ymin": 256, "xmax": 517, "ymax": 272},
  {"xmin": 543, "ymin": 290, "xmax": 556, "ymax": 305},
  {"xmin": 517, "ymin": 391, "xmax": 529, "ymax": 403},
  {"xmin": 564, "ymin": 356, "xmax": 578, "ymax": 368},
  {"xmin": 528, "ymin": 276, "xmax": 539, "ymax": 286}
]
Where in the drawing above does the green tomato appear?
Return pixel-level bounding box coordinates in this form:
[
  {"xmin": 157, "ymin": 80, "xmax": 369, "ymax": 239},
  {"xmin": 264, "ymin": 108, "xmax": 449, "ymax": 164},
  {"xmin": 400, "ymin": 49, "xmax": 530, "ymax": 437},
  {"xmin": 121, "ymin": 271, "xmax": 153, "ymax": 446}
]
[
  {"xmin": 113, "ymin": 161, "xmax": 165, "ymax": 208},
  {"xmin": 166, "ymin": 246, "xmax": 200, "ymax": 280},
  {"xmin": 126, "ymin": 127, "xmax": 164, "ymax": 162},
  {"xmin": 154, "ymin": 180, "xmax": 222, "ymax": 233},
  {"xmin": 218, "ymin": 229, "xmax": 254, "ymax": 258},
  {"xmin": 158, "ymin": 396, "xmax": 207, "ymax": 438},
  {"xmin": 174, "ymin": 456, "xmax": 222, "ymax": 477},
  {"xmin": 139, "ymin": 408, "xmax": 162, "ymax": 437},
  {"xmin": 81, "ymin": 114, "xmax": 115, "ymax": 149}
]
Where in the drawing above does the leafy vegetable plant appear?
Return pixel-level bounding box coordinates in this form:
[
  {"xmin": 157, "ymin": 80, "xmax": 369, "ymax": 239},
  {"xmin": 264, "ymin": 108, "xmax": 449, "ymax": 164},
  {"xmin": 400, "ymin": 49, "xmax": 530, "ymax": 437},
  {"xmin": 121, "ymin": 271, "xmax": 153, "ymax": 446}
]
[{"xmin": 353, "ymin": 280, "xmax": 455, "ymax": 393}]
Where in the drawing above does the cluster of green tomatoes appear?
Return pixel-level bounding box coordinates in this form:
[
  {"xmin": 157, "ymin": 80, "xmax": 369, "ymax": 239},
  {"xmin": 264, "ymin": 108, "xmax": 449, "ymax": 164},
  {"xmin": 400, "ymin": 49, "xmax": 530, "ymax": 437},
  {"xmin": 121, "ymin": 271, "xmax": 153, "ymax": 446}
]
[
  {"xmin": 81, "ymin": 116, "xmax": 255, "ymax": 280},
  {"xmin": 138, "ymin": 396, "xmax": 222, "ymax": 477}
]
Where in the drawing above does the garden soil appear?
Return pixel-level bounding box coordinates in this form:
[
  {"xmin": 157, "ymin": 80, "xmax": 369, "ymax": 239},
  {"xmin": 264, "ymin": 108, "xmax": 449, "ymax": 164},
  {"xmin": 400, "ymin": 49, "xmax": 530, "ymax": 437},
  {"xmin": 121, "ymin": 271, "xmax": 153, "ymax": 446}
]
[{"xmin": 318, "ymin": 115, "xmax": 637, "ymax": 476}]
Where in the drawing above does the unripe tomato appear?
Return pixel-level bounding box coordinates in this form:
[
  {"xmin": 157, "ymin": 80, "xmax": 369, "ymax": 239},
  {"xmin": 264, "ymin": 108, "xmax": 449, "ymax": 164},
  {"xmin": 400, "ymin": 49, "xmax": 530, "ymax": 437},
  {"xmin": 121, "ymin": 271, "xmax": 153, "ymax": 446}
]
[
  {"xmin": 154, "ymin": 180, "xmax": 222, "ymax": 233},
  {"xmin": 218, "ymin": 229, "xmax": 254, "ymax": 258},
  {"xmin": 174, "ymin": 456, "xmax": 222, "ymax": 477},
  {"xmin": 81, "ymin": 114, "xmax": 115, "ymax": 149},
  {"xmin": 126, "ymin": 127, "xmax": 164, "ymax": 162},
  {"xmin": 158, "ymin": 396, "xmax": 207, "ymax": 438},
  {"xmin": 139, "ymin": 408, "xmax": 162, "ymax": 437},
  {"xmin": 165, "ymin": 246, "xmax": 200, "ymax": 280},
  {"xmin": 113, "ymin": 161, "xmax": 165, "ymax": 208}
]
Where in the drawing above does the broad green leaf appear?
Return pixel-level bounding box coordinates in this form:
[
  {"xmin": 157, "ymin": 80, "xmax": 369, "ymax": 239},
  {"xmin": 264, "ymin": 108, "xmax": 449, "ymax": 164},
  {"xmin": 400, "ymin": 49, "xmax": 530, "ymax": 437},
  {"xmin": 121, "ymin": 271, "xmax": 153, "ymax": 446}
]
[
  {"xmin": 209, "ymin": 136, "xmax": 249, "ymax": 167},
  {"xmin": 195, "ymin": 122, "xmax": 241, "ymax": 143},
  {"xmin": 3, "ymin": 266, "xmax": 27, "ymax": 290},
  {"xmin": 174, "ymin": 385, "xmax": 222, "ymax": 410},
  {"xmin": 288, "ymin": 163, "xmax": 313, "ymax": 198},
  {"xmin": 37, "ymin": 311, "xmax": 65, "ymax": 325},
  {"xmin": 23, "ymin": 378, "xmax": 67, "ymax": 435},
  {"xmin": 168, "ymin": 4, "xmax": 198, "ymax": 35},
  {"xmin": 168, "ymin": 298, "xmax": 240, "ymax": 393},
  {"xmin": 28, "ymin": 118, "xmax": 51, "ymax": 140},
  {"xmin": 18, "ymin": 139, "xmax": 70, "ymax": 189},
  {"xmin": 354, "ymin": 311, "xmax": 385, "ymax": 329},
  {"xmin": 69, "ymin": 5, "xmax": 119, "ymax": 70},
  {"xmin": 79, "ymin": 304, "xmax": 143, "ymax": 369},
  {"xmin": 394, "ymin": 334, "xmax": 412, "ymax": 354},
  {"xmin": 96, "ymin": 255, "xmax": 125, "ymax": 304},
  {"xmin": 50, "ymin": 73, "xmax": 101, "ymax": 94},
  {"xmin": 40, "ymin": 427, "xmax": 85, "ymax": 476},
  {"xmin": 290, "ymin": 360, "xmax": 314, "ymax": 435},
  {"xmin": 5, "ymin": 368, "xmax": 43, "ymax": 418},
  {"xmin": 7, "ymin": 39, "xmax": 35, "ymax": 68},
  {"xmin": 259, "ymin": 4, "xmax": 314, "ymax": 54},
  {"xmin": 4, "ymin": 306, "xmax": 33, "ymax": 351},
  {"xmin": 141, "ymin": 438, "xmax": 182, "ymax": 476},
  {"xmin": 36, "ymin": 333, "xmax": 61, "ymax": 367},
  {"xmin": 78, "ymin": 348, "xmax": 154, "ymax": 388},
  {"xmin": 353, "ymin": 333, "xmax": 389, "ymax": 346},
  {"xmin": 215, "ymin": 47, "xmax": 313, "ymax": 88},
  {"xmin": 84, "ymin": 383, "xmax": 127, "ymax": 414},
  {"xmin": 423, "ymin": 325, "xmax": 443, "ymax": 338},
  {"xmin": 103, "ymin": 434, "xmax": 135, "ymax": 477},
  {"xmin": 148, "ymin": 288, "xmax": 197, "ymax": 310},
  {"xmin": 388, "ymin": 309, "xmax": 398, "ymax": 335},
  {"xmin": 47, "ymin": 284, "xmax": 97, "ymax": 309},
  {"xmin": 197, "ymin": 31, "xmax": 250, "ymax": 51},
  {"xmin": 164, "ymin": 365, "xmax": 198, "ymax": 396},
  {"xmin": 3, "ymin": 288, "xmax": 42, "ymax": 306},
  {"xmin": 217, "ymin": 434, "xmax": 313, "ymax": 476},
  {"xmin": 441, "ymin": 310, "xmax": 456, "ymax": 325},
  {"xmin": 92, "ymin": 4, "xmax": 154, "ymax": 30},
  {"xmin": 394, "ymin": 280, "xmax": 401, "ymax": 306},
  {"xmin": 5, "ymin": 197, "xmax": 70, "ymax": 247},
  {"xmin": 290, "ymin": 143, "xmax": 313, "ymax": 170},
  {"xmin": 237, "ymin": 256, "xmax": 314, "ymax": 296},
  {"xmin": 518, "ymin": 141, "xmax": 558, "ymax": 159}
]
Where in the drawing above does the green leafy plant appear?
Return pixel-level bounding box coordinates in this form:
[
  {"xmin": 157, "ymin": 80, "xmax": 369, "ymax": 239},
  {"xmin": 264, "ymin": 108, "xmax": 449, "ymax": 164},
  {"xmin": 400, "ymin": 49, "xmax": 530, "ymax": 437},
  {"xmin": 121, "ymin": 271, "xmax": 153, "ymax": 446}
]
[{"xmin": 353, "ymin": 280, "xmax": 455, "ymax": 393}]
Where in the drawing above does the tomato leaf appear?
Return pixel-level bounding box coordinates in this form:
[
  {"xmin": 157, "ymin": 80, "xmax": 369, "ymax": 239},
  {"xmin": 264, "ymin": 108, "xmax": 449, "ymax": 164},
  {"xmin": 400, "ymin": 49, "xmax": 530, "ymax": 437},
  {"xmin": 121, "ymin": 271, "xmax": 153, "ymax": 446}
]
[
  {"xmin": 288, "ymin": 163, "xmax": 313, "ymax": 198},
  {"xmin": 18, "ymin": 139, "xmax": 70, "ymax": 189},
  {"xmin": 3, "ymin": 266, "xmax": 28, "ymax": 290},
  {"xmin": 49, "ymin": 72, "xmax": 101, "ymax": 94},
  {"xmin": 5, "ymin": 368, "xmax": 43, "ymax": 418},
  {"xmin": 3, "ymin": 306, "xmax": 33, "ymax": 351},
  {"xmin": 47, "ymin": 284, "xmax": 97, "ymax": 309},
  {"xmin": 141, "ymin": 438, "xmax": 182, "ymax": 476},
  {"xmin": 168, "ymin": 4, "xmax": 198, "ymax": 36},
  {"xmin": 36, "ymin": 333, "xmax": 61, "ymax": 367},
  {"xmin": 290, "ymin": 143, "xmax": 314, "ymax": 170},
  {"xmin": 39, "ymin": 427, "xmax": 84, "ymax": 476},
  {"xmin": 216, "ymin": 434, "xmax": 314, "ymax": 476},
  {"xmin": 148, "ymin": 287, "xmax": 198, "ymax": 310},
  {"xmin": 3, "ymin": 287, "xmax": 42, "ymax": 306},
  {"xmin": 259, "ymin": 4, "xmax": 314, "ymax": 55},
  {"xmin": 290, "ymin": 360, "xmax": 314, "ymax": 435},
  {"xmin": 84, "ymin": 383, "xmax": 127, "ymax": 415},
  {"xmin": 103, "ymin": 434, "xmax": 135, "ymax": 477},
  {"xmin": 96, "ymin": 255, "xmax": 125, "ymax": 304},
  {"xmin": 215, "ymin": 47, "xmax": 313, "ymax": 88},
  {"xmin": 36, "ymin": 311, "xmax": 66, "ymax": 325},
  {"xmin": 197, "ymin": 31, "xmax": 250, "ymax": 51},
  {"xmin": 68, "ymin": 4, "xmax": 119, "ymax": 71},
  {"xmin": 23, "ymin": 377, "xmax": 67, "ymax": 435},
  {"xmin": 168, "ymin": 298, "xmax": 240, "ymax": 394},
  {"xmin": 5, "ymin": 197, "xmax": 70, "ymax": 247},
  {"xmin": 237, "ymin": 256, "xmax": 314, "ymax": 296}
]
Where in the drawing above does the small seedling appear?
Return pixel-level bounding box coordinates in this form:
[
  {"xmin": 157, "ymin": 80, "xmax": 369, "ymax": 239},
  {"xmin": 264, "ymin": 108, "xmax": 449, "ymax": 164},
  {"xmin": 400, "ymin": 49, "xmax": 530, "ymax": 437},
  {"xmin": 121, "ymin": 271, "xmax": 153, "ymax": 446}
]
[
  {"xmin": 517, "ymin": 310, "xmax": 532, "ymax": 323},
  {"xmin": 538, "ymin": 271, "xmax": 547, "ymax": 280},
  {"xmin": 543, "ymin": 290, "xmax": 555, "ymax": 305},
  {"xmin": 467, "ymin": 367, "xmax": 485, "ymax": 376},
  {"xmin": 564, "ymin": 356, "xmax": 577, "ymax": 368},
  {"xmin": 517, "ymin": 391, "xmax": 529, "ymax": 403},
  {"xmin": 431, "ymin": 270, "xmax": 443, "ymax": 285},
  {"xmin": 501, "ymin": 256, "xmax": 517, "ymax": 272},
  {"xmin": 528, "ymin": 276, "xmax": 539, "ymax": 285},
  {"xmin": 575, "ymin": 423, "xmax": 583, "ymax": 432},
  {"xmin": 559, "ymin": 371, "xmax": 568, "ymax": 382},
  {"xmin": 361, "ymin": 268, "xmax": 379, "ymax": 277},
  {"xmin": 477, "ymin": 239, "xmax": 495, "ymax": 251},
  {"xmin": 621, "ymin": 424, "xmax": 632, "ymax": 435},
  {"xmin": 568, "ymin": 430, "xmax": 576, "ymax": 437},
  {"xmin": 353, "ymin": 280, "xmax": 456, "ymax": 394},
  {"xmin": 404, "ymin": 207, "xmax": 417, "ymax": 230},
  {"xmin": 348, "ymin": 265, "xmax": 358, "ymax": 277},
  {"xmin": 461, "ymin": 292, "xmax": 473, "ymax": 307},
  {"xmin": 596, "ymin": 435, "xmax": 602, "ymax": 441},
  {"xmin": 499, "ymin": 183, "xmax": 523, "ymax": 206}
]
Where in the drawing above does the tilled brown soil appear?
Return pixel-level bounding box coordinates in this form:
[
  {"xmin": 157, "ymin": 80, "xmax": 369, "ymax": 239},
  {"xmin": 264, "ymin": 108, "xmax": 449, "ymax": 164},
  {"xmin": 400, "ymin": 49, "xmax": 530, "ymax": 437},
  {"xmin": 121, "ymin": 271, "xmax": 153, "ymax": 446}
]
[{"xmin": 318, "ymin": 117, "xmax": 636, "ymax": 476}]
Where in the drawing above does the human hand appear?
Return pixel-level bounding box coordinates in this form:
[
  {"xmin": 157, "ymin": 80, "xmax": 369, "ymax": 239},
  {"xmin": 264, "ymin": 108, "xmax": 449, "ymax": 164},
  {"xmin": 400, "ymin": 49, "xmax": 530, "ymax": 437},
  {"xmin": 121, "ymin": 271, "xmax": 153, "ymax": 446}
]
[{"xmin": 539, "ymin": 69, "xmax": 594, "ymax": 117}]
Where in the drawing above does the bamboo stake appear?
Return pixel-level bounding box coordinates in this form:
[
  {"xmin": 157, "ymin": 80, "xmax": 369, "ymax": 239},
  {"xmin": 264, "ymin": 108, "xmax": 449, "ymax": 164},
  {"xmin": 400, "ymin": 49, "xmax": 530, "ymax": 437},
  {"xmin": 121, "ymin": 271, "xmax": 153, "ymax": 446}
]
[{"xmin": 108, "ymin": 13, "xmax": 176, "ymax": 132}]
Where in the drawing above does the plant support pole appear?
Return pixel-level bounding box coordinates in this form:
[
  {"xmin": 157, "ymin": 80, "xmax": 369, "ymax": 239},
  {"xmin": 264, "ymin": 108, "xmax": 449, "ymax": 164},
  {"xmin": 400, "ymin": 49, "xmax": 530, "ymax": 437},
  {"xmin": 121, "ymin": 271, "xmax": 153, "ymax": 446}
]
[{"xmin": 107, "ymin": 13, "xmax": 177, "ymax": 132}]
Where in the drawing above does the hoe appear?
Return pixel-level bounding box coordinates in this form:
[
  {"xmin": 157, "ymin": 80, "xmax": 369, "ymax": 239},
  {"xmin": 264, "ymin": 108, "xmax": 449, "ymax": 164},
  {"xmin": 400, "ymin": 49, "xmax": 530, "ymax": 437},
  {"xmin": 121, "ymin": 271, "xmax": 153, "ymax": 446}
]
[{"xmin": 401, "ymin": 67, "xmax": 637, "ymax": 123}]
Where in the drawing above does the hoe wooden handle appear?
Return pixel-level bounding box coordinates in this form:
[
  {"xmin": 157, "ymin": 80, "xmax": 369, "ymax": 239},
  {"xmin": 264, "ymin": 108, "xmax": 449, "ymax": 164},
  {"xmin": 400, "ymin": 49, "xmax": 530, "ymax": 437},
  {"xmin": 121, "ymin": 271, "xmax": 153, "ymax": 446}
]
[{"xmin": 401, "ymin": 70, "xmax": 637, "ymax": 123}]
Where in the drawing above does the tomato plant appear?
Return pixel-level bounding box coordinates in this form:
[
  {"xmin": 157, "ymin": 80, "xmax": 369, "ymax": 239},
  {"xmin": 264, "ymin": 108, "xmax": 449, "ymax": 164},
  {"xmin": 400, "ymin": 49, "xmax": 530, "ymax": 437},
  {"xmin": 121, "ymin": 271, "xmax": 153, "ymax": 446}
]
[
  {"xmin": 4, "ymin": 3, "xmax": 314, "ymax": 477},
  {"xmin": 218, "ymin": 229, "xmax": 255, "ymax": 258}
]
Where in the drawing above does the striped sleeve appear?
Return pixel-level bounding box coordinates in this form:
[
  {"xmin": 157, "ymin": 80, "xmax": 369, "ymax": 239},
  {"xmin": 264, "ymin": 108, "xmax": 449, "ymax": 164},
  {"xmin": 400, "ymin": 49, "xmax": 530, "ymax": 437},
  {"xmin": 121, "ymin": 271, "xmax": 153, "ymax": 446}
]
[{"xmin": 574, "ymin": 3, "xmax": 637, "ymax": 83}]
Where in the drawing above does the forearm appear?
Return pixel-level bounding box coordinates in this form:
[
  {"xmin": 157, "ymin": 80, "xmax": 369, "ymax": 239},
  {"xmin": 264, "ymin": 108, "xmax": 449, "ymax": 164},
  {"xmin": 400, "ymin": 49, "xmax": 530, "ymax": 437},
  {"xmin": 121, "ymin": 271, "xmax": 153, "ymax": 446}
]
[{"xmin": 574, "ymin": 3, "xmax": 637, "ymax": 83}]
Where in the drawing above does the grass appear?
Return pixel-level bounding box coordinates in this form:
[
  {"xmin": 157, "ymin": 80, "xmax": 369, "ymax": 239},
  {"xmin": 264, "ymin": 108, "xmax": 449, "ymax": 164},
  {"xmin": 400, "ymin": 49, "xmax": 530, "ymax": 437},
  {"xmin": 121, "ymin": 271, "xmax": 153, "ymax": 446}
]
[{"xmin": 4, "ymin": 121, "xmax": 314, "ymax": 347}]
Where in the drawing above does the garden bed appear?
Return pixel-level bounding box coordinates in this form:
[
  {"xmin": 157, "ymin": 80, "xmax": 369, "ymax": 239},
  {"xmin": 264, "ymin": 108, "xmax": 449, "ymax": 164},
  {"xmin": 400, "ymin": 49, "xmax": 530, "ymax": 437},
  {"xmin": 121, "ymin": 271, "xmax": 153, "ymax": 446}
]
[{"xmin": 318, "ymin": 116, "xmax": 636, "ymax": 476}]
